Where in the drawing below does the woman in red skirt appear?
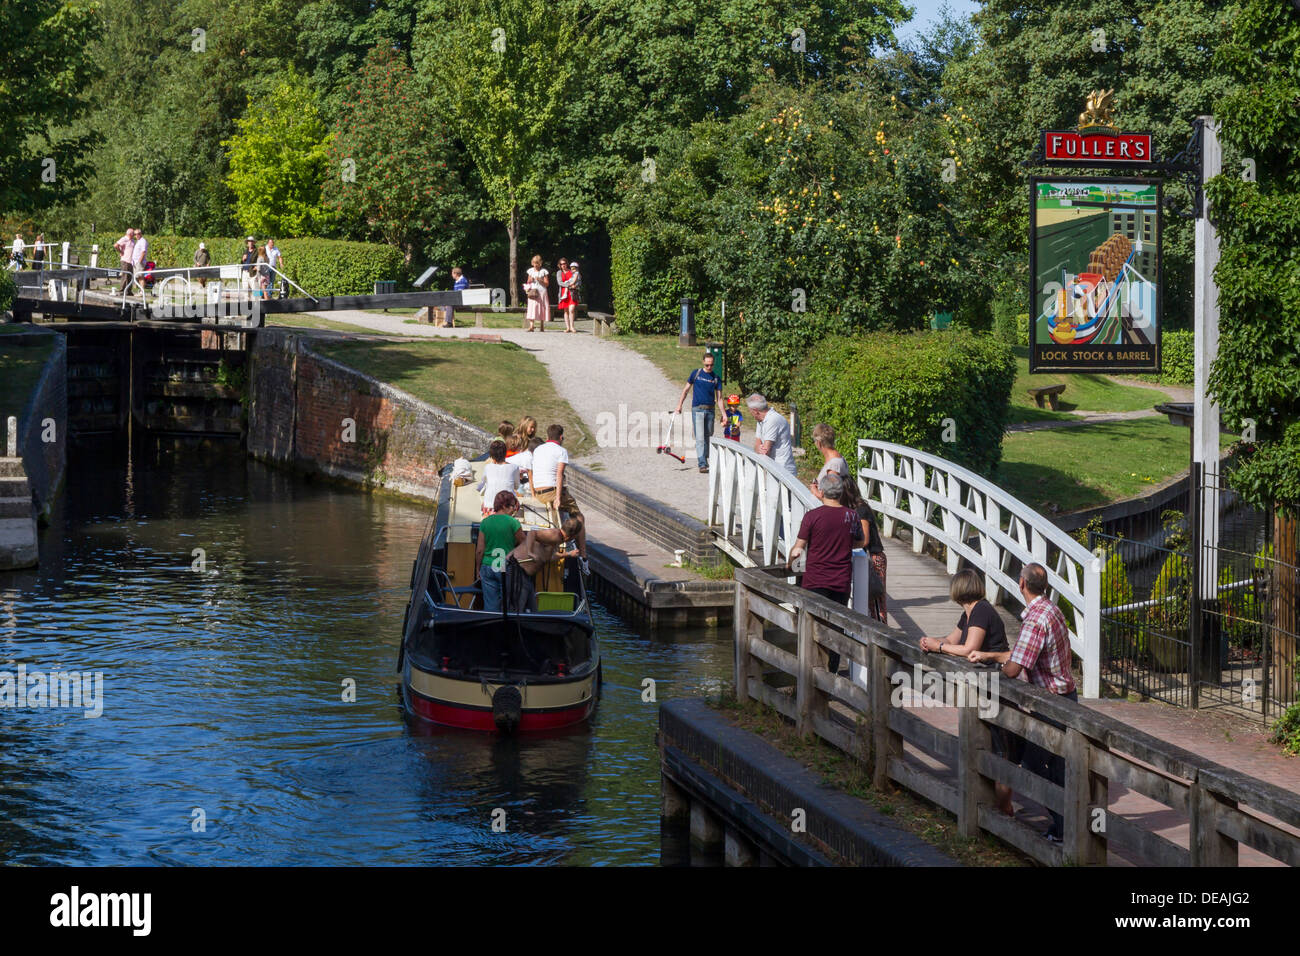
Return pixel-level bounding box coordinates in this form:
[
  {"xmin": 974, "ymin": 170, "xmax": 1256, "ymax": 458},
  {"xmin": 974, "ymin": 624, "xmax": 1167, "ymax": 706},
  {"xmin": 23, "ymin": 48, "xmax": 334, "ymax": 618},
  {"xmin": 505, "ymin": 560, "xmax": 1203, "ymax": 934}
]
[{"xmin": 556, "ymin": 258, "xmax": 578, "ymax": 333}]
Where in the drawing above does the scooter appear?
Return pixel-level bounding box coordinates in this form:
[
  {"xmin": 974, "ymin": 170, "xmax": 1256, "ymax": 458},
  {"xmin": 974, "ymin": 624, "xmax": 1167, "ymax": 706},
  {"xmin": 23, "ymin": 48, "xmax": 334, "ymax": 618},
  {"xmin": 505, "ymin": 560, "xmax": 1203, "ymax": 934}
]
[{"xmin": 656, "ymin": 410, "xmax": 686, "ymax": 464}]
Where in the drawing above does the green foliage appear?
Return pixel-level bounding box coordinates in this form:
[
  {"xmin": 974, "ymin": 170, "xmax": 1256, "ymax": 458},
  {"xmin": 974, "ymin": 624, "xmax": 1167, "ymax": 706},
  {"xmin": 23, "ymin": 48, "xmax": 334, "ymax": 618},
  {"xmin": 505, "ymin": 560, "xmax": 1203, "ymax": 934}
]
[
  {"xmin": 126, "ymin": 235, "xmax": 404, "ymax": 295},
  {"xmin": 1207, "ymin": 0, "xmax": 1300, "ymax": 514},
  {"xmin": 0, "ymin": 0, "xmax": 101, "ymax": 214},
  {"xmin": 413, "ymin": 0, "xmax": 580, "ymax": 302},
  {"xmin": 0, "ymin": 272, "xmax": 15, "ymax": 314},
  {"xmin": 321, "ymin": 46, "xmax": 466, "ymax": 266},
  {"xmin": 224, "ymin": 73, "xmax": 332, "ymax": 236},
  {"xmin": 610, "ymin": 224, "xmax": 700, "ymax": 335},
  {"xmin": 792, "ymin": 330, "xmax": 1017, "ymax": 476},
  {"xmin": 1270, "ymin": 702, "xmax": 1300, "ymax": 756},
  {"xmin": 940, "ymin": 0, "xmax": 1234, "ymax": 328},
  {"xmin": 1159, "ymin": 329, "xmax": 1194, "ymax": 385}
]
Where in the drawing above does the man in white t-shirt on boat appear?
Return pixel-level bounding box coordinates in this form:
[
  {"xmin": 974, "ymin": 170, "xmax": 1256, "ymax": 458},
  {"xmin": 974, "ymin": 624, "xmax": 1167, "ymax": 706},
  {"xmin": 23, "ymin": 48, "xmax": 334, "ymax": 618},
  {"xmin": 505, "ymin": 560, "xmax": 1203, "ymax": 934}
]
[{"xmin": 528, "ymin": 423, "xmax": 588, "ymax": 563}]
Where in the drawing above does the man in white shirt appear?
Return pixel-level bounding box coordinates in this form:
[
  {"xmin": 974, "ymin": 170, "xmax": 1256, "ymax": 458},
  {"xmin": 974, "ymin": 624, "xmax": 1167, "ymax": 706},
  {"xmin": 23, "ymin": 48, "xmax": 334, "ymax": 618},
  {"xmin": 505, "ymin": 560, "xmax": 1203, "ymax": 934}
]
[
  {"xmin": 265, "ymin": 239, "xmax": 283, "ymax": 296},
  {"xmin": 113, "ymin": 229, "xmax": 134, "ymax": 292},
  {"xmin": 10, "ymin": 234, "xmax": 25, "ymax": 269},
  {"xmin": 749, "ymin": 393, "xmax": 797, "ymax": 475},
  {"xmin": 131, "ymin": 229, "xmax": 148, "ymax": 271},
  {"xmin": 528, "ymin": 424, "xmax": 587, "ymax": 560}
]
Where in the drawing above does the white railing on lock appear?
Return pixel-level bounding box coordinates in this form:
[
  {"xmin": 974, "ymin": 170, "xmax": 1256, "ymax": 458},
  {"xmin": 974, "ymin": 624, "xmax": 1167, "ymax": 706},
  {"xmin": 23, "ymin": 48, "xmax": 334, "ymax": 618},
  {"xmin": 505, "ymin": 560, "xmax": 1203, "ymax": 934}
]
[
  {"xmin": 856, "ymin": 438, "xmax": 1103, "ymax": 698},
  {"xmin": 706, "ymin": 438, "xmax": 816, "ymax": 568}
]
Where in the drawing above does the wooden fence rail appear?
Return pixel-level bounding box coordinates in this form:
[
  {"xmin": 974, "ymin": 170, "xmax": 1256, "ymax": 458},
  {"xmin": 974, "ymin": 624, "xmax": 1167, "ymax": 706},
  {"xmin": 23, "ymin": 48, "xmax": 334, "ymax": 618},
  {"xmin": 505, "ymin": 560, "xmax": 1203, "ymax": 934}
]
[{"xmin": 734, "ymin": 565, "xmax": 1300, "ymax": 867}]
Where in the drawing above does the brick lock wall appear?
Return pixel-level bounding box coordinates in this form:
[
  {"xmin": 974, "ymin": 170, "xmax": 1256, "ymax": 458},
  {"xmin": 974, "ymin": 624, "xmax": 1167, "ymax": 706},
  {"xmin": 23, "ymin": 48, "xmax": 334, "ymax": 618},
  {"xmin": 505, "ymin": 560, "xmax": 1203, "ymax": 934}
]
[
  {"xmin": 17, "ymin": 330, "xmax": 67, "ymax": 518},
  {"xmin": 248, "ymin": 329, "xmax": 490, "ymax": 500}
]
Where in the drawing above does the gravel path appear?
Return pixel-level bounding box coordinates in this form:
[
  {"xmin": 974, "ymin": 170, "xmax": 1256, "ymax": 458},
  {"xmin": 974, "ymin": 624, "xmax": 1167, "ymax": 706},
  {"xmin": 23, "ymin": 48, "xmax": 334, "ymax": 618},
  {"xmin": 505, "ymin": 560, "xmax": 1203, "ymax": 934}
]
[{"xmin": 304, "ymin": 311, "xmax": 727, "ymax": 517}]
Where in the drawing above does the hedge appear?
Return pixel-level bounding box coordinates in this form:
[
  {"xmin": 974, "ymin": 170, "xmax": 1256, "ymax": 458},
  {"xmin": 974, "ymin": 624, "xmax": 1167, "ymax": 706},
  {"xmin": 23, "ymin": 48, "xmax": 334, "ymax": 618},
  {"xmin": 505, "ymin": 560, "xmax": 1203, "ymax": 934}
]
[
  {"xmin": 791, "ymin": 330, "xmax": 1017, "ymax": 477},
  {"xmin": 0, "ymin": 271, "xmax": 14, "ymax": 314},
  {"xmin": 1160, "ymin": 329, "xmax": 1194, "ymax": 385},
  {"xmin": 80, "ymin": 235, "xmax": 406, "ymax": 297},
  {"xmin": 610, "ymin": 223, "xmax": 703, "ymax": 334}
]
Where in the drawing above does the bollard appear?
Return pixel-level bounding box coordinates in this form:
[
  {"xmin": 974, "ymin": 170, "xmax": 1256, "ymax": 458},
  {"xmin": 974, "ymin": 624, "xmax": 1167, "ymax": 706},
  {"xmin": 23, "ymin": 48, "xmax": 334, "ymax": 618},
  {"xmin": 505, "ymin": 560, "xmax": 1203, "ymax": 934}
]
[
  {"xmin": 679, "ymin": 297, "xmax": 696, "ymax": 347},
  {"xmin": 6, "ymin": 416, "xmax": 17, "ymax": 458}
]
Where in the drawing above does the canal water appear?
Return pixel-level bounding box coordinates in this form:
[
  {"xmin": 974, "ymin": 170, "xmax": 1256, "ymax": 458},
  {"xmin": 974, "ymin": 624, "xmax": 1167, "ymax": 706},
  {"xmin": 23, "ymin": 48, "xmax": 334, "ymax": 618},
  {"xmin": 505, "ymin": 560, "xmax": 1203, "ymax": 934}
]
[{"xmin": 0, "ymin": 437, "xmax": 731, "ymax": 865}]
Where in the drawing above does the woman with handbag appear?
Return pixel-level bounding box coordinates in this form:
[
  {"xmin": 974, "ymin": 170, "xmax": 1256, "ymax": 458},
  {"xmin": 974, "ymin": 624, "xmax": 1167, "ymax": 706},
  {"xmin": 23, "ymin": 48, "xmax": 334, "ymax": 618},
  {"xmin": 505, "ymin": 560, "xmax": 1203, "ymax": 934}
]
[{"xmin": 523, "ymin": 254, "xmax": 550, "ymax": 332}]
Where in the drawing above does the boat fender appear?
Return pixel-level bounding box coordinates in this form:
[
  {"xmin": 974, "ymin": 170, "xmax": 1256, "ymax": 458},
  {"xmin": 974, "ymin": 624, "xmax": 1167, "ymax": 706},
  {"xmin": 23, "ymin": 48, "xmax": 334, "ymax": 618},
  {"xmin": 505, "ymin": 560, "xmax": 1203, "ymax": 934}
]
[{"xmin": 492, "ymin": 685, "xmax": 523, "ymax": 734}]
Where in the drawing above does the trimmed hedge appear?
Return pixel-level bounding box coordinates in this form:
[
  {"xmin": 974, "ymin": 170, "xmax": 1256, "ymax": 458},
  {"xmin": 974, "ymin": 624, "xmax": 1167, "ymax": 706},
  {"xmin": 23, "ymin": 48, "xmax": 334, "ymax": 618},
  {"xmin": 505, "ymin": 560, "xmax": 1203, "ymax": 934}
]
[
  {"xmin": 0, "ymin": 271, "xmax": 14, "ymax": 314},
  {"xmin": 791, "ymin": 330, "xmax": 1017, "ymax": 477},
  {"xmin": 1160, "ymin": 329, "xmax": 1194, "ymax": 385},
  {"xmin": 610, "ymin": 224, "xmax": 702, "ymax": 334},
  {"xmin": 83, "ymin": 235, "xmax": 406, "ymax": 297}
]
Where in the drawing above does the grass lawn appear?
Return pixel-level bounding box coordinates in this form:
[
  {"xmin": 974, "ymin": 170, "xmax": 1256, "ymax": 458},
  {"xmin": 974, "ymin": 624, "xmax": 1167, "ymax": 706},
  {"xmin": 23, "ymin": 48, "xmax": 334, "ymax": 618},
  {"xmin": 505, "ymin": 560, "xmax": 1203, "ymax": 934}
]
[
  {"xmin": 1008, "ymin": 346, "xmax": 1167, "ymax": 424},
  {"xmin": 0, "ymin": 335, "xmax": 54, "ymax": 424},
  {"xmin": 997, "ymin": 418, "xmax": 1231, "ymax": 514},
  {"xmin": 269, "ymin": 314, "xmax": 382, "ymax": 333},
  {"xmin": 613, "ymin": 332, "xmax": 743, "ymax": 397},
  {"xmin": 314, "ymin": 338, "xmax": 593, "ymax": 456}
]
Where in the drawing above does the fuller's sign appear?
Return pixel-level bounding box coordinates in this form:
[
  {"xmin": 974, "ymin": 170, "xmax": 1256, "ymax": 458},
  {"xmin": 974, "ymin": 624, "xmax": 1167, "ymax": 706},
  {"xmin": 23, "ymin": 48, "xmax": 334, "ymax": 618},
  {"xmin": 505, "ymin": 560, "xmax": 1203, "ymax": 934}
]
[
  {"xmin": 1039, "ymin": 89, "xmax": 1155, "ymax": 169},
  {"xmin": 1042, "ymin": 130, "xmax": 1153, "ymax": 164}
]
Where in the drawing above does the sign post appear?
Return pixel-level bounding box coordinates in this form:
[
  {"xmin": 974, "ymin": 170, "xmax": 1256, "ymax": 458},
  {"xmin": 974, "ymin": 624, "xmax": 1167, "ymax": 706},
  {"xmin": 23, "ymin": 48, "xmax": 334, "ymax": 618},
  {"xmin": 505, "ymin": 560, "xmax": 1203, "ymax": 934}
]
[{"xmin": 1193, "ymin": 116, "xmax": 1221, "ymax": 594}]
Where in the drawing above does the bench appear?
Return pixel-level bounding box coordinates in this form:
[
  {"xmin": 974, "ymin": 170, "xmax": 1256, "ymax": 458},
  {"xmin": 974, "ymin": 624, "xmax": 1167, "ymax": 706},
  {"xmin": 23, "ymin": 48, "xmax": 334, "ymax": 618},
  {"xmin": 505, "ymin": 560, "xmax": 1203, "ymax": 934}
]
[
  {"xmin": 589, "ymin": 311, "xmax": 615, "ymax": 336},
  {"xmin": 1028, "ymin": 383, "xmax": 1066, "ymax": 409}
]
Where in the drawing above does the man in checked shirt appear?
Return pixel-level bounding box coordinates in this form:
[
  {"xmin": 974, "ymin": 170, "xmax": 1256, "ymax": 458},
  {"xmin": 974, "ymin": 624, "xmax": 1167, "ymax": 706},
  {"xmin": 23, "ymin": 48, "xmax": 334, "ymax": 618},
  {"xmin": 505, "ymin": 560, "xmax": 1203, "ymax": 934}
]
[{"xmin": 967, "ymin": 562, "xmax": 1076, "ymax": 843}]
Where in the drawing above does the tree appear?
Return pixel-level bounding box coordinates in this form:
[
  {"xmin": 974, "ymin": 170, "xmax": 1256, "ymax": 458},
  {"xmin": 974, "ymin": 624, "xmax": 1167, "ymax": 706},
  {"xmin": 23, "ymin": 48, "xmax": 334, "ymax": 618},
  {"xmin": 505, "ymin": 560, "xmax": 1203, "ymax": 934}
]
[
  {"xmin": 0, "ymin": 0, "xmax": 101, "ymax": 214},
  {"xmin": 414, "ymin": 0, "xmax": 580, "ymax": 304},
  {"xmin": 939, "ymin": 0, "xmax": 1235, "ymax": 327},
  {"xmin": 1208, "ymin": 0, "xmax": 1300, "ymax": 512},
  {"xmin": 224, "ymin": 74, "xmax": 332, "ymax": 237},
  {"xmin": 322, "ymin": 47, "xmax": 467, "ymax": 267}
]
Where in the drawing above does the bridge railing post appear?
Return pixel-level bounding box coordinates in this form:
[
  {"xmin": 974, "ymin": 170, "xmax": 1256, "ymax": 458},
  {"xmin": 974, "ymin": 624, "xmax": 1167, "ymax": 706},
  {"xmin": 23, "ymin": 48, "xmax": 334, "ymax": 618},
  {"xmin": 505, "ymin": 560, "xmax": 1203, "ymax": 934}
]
[{"xmin": 6, "ymin": 416, "xmax": 17, "ymax": 458}]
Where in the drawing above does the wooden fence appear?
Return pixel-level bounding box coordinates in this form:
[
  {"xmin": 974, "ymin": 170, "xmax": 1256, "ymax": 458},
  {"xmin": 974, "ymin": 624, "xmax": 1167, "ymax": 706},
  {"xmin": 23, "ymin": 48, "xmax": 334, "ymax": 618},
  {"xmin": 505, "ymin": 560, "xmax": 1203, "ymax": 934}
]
[{"xmin": 734, "ymin": 565, "xmax": 1300, "ymax": 866}]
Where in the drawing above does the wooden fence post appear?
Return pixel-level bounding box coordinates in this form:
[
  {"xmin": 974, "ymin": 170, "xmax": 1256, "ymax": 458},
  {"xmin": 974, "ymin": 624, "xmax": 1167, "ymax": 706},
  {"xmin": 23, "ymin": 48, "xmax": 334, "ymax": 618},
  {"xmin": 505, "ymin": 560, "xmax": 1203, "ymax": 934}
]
[
  {"xmin": 1190, "ymin": 775, "xmax": 1239, "ymax": 866},
  {"xmin": 957, "ymin": 701, "xmax": 994, "ymax": 839},
  {"xmin": 870, "ymin": 641, "xmax": 901, "ymax": 789},
  {"xmin": 734, "ymin": 581, "xmax": 752, "ymax": 703},
  {"xmin": 796, "ymin": 605, "xmax": 814, "ymax": 737},
  {"xmin": 1063, "ymin": 728, "xmax": 1108, "ymax": 865}
]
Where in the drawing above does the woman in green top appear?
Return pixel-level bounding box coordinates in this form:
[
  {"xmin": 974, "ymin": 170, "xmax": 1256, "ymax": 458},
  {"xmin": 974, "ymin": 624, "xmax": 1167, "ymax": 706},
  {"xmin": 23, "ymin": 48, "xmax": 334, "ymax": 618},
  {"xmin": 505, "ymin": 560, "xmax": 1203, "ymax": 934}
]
[{"xmin": 475, "ymin": 491, "xmax": 525, "ymax": 611}]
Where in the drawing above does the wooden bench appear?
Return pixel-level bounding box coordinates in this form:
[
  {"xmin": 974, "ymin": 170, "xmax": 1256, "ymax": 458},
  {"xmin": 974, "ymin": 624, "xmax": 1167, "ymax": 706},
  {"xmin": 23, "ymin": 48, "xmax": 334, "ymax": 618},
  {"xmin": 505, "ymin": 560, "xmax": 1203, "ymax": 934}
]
[
  {"xmin": 589, "ymin": 311, "xmax": 615, "ymax": 336},
  {"xmin": 1028, "ymin": 383, "xmax": 1066, "ymax": 410}
]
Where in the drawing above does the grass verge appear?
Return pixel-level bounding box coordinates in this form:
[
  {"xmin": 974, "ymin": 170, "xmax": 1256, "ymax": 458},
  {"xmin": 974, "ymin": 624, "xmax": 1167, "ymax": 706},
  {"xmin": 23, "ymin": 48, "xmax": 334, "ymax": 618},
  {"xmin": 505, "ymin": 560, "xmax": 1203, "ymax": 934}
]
[
  {"xmin": 613, "ymin": 332, "xmax": 742, "ymax": 398},
  {"xmin": 998, "ymin": 418, "xmax": 1208, "ymax": 514},
  {"xmin": 1008, "ymin": 346, "xmax": 1167, "ymax": 424},
  {"xmin": 269, "ymin": 314, "xmax": 382, "ymax": 333},
  {"xmin": 711, "ymin": 694, "xmax": 1027, "ymax": 865},
  {"xmin": 313, "ymin": 338, "xmax": 593, "ymax": 456}
]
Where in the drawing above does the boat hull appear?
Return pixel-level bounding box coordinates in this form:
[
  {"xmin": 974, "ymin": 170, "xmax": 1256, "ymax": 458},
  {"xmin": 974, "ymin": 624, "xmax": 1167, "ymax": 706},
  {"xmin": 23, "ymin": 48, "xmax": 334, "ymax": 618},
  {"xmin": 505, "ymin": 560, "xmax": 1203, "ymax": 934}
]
[{"xmin": 403, "ymin": 662, "xmax": 598, "ymax": 732}]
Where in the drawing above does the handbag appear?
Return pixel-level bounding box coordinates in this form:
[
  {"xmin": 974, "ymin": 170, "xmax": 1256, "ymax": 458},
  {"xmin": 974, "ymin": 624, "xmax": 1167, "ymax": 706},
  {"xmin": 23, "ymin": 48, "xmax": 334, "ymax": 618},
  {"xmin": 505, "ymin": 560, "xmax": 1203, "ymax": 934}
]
[{"xmin": 524, "ymin": 281, "xmax": 540, "ymax": 301}]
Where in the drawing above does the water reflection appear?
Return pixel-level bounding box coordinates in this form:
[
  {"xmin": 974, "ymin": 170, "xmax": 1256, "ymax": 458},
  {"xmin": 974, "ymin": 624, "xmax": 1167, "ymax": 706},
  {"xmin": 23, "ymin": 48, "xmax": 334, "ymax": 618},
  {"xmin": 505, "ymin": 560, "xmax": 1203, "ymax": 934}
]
[{"xmin": 0, "ymin": 435, "xmax": 731, "ymax": 865}]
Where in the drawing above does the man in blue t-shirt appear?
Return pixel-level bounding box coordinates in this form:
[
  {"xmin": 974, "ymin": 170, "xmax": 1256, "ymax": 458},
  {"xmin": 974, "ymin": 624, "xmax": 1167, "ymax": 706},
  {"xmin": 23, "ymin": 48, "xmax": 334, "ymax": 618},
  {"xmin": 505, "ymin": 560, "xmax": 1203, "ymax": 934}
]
[{"xmin": 674, "ymin": 351, "xmax": 725, "ymax": 473}]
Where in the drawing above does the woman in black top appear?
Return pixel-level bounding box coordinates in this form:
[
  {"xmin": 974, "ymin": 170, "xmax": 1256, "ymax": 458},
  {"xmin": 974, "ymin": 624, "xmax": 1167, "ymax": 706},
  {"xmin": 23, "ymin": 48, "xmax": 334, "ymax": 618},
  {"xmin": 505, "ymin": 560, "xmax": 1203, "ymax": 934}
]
[
  {"xmin": 840, "ymin": 479, "xmax": 886, "ymax": 623},
  {"xmin": 920, "ymin": 568, "xmax": 1017, "ymax": 814}
]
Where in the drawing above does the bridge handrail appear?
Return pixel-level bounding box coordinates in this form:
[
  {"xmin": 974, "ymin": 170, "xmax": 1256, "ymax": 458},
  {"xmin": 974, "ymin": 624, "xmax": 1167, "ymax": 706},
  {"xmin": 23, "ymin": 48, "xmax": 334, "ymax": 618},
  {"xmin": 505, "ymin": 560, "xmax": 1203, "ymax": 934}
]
[
  {"xmin": 856, "ymin": 438, "xmax": 1102, "ymax": 697},
  {"xmin": 707, "ymin": 438, "xmax": 817, "ymax": 568},
  {"xmin": 733, "ymin": 564, "xmax": 1300, "ymax": 867}
]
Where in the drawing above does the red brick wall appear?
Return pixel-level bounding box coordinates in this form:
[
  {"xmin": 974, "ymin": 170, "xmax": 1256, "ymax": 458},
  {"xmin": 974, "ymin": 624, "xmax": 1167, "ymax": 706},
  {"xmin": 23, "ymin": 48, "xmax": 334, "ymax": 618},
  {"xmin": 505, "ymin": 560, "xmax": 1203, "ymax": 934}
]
[{"xmin": 248, "ymin": 329, "xmax": 490, "ymax": 500}]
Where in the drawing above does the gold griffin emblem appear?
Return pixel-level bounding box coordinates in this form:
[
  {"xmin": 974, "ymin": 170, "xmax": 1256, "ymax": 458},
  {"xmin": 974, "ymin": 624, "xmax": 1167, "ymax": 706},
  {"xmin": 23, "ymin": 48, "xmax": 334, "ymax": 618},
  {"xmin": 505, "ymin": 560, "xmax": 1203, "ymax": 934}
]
[{"xmin": 1077, "ymin": 89, "xmax": 1118, "ymax": 133}]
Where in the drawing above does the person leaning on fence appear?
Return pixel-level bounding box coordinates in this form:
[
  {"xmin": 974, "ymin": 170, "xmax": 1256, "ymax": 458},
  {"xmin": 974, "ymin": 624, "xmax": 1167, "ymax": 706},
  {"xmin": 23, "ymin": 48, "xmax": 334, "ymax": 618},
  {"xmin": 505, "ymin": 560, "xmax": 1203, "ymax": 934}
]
[
  {"xmin": 265, "ymin": 239, "xmax": 283, "ymax": 296},
  {"xmin": 240, "ymin": 237, "xmax": 259, "ymax": 295},
  {"xmin": 193, "ymin": 242, "xmax": 211, "ymax": 287},
  {"xmin": 113, "ymin": 229, "xmax": 133, "ymax": 292},
  {"xmin": 789, "ymin": 473, "xmax": 864, "ymax": 673},
  {"xmin": 922, "ymin": 568, "xmax": 1018, "ymax": 815},
  {"xmin": 475, "ymin": 490, "xmax": 525, "ymax": 612},
  {"xmin": 749, "ymin": 393, "xmax": 797, "ymax": 476},
  {"xmin": 968, "ymin": 562, "xmax": 1077, "ymax": 842}
]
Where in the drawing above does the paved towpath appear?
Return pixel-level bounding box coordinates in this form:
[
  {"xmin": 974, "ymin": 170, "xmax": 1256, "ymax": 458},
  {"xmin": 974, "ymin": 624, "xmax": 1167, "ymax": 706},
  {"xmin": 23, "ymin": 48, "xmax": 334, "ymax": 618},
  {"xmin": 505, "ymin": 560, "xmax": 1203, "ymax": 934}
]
[{"xmin": 303, "ymin": 311, "xmax": 731, "ymax": 520}]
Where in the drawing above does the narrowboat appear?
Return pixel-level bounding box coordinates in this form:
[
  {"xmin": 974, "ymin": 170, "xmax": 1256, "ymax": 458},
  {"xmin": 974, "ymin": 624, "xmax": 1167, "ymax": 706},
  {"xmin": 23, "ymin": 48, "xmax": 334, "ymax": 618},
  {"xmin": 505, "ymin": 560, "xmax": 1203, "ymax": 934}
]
[{"xmin": 398, "ymin": 460, "xmax": 600, "ymax": 733}]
